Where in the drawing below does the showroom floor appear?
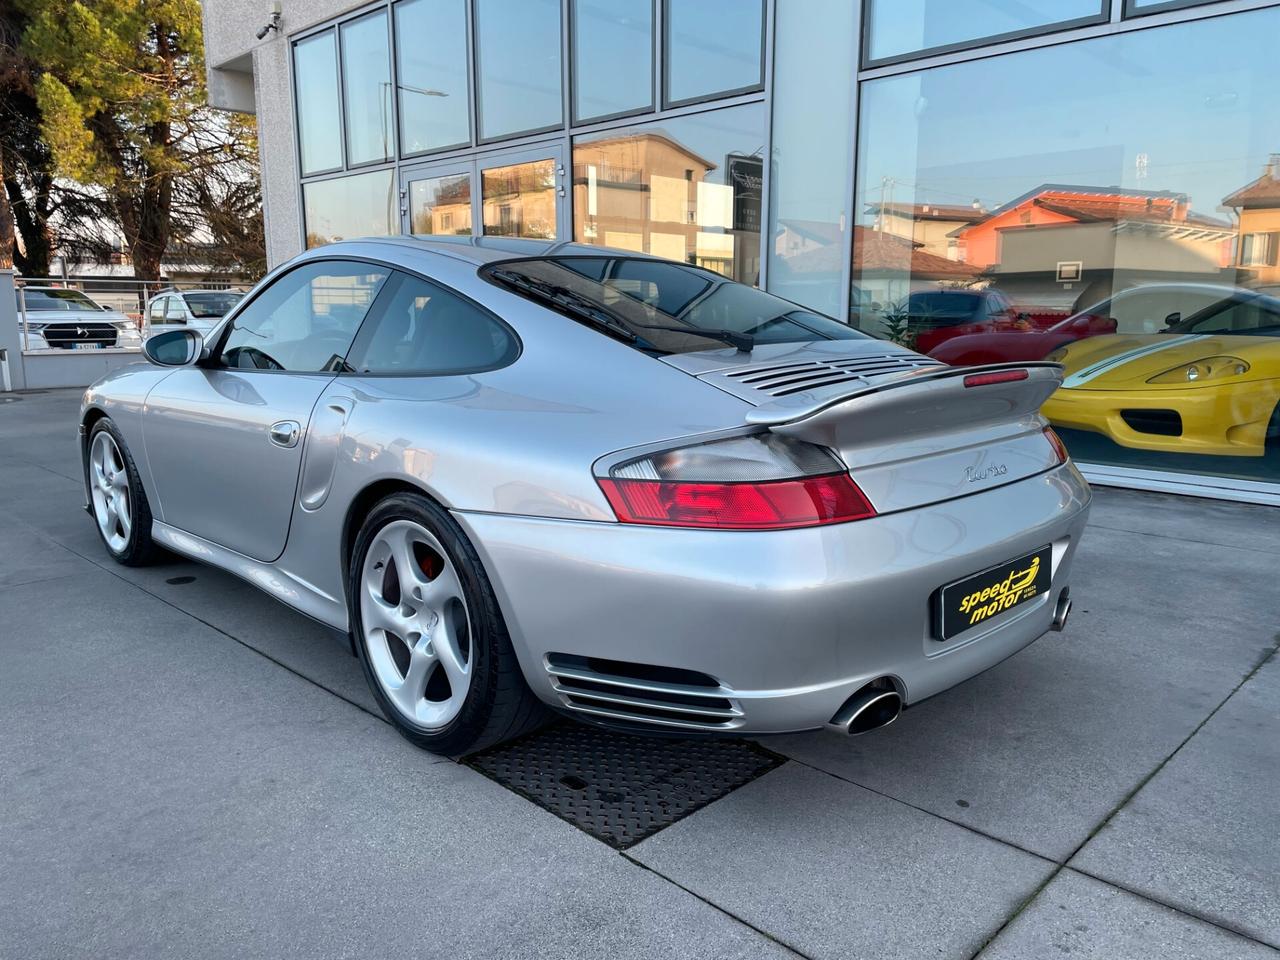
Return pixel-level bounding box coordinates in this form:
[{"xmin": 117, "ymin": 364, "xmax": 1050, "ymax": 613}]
[{"xmin": 2, "ymin": 388, "xmax": 1277, "ymax": 960}]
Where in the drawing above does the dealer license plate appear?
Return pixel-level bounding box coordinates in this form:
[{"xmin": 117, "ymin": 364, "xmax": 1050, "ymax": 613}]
[{"xmin": 937, "ymin": 546, "xmax": 1051, "ymax": 640}]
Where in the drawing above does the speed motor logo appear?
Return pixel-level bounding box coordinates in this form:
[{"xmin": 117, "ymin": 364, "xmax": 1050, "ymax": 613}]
[{"xmin": 958, "ymin": 556, "xmax": 1041, "ymax": 627}]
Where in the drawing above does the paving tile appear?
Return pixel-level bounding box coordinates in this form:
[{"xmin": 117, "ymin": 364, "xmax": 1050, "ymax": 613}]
[
  {"xmin": 978, "ymin": 869, "xmax": 1279, "ymax": 959},
  {"xmin": 1087, "ymin": 486, "xmax": 1280, "ymax": 555},
  {"xmin": 1070, "ymin": 653, "xmax": 1280, "ymax": 948},
  {"xmin": 0, "ymin": 568, "xmax": 792, "ymax": 960},
  {"xmin": 768, "ymin": 523, "xmax": 1274, "ymax": 861},
  {"xmin": 631, "ymin": 762, "xmax": 1054, "ymax": 960},
  {"xmin": 0, "ymin": 519, "xmax": 96, "ymax": 586}
]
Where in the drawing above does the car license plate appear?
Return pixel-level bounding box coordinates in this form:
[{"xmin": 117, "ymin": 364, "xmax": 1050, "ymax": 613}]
[
  {"xmin": 72, "ymin": 342, "xmax": 102, "ymax": 350},
  {"xmin": 937, "ymin": 546, "xmax": 1051, "ymax": 640}
]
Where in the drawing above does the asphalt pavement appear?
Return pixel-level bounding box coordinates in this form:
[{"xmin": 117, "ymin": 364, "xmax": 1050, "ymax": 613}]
[{"xmin": 2, "ymin": 387, "xmax": 1277, "ymax": 959}]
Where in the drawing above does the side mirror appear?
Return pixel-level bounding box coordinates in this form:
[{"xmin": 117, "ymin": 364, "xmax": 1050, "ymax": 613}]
[
  {"xmin": 144, "ymin": 328, "xmax": 203, "ymax": 366},
  {"xmin": 1164, "ymin": 312, "xmax": 1181, "ymax": 327}
]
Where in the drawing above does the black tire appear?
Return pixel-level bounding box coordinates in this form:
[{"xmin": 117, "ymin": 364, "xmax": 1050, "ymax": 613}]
[
  {"xmin": 85, "ymin": 417, "xmax": 160, "ymax": 566},
  {"xmin": 347, "ymin": 492, "xmax": 545, "ymax": 756}
]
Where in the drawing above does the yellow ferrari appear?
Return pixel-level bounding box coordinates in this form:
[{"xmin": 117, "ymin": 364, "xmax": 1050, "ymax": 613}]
[{"xmin": 1041, "ymin": 289, "xmax": 1280, "ymax": 457}]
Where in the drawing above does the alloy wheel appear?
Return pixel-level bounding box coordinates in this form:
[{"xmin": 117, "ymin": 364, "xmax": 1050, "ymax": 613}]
[
  {"xmin": 89, "ymin": 431, "xmax": 132, "ymax": 553},
  {"xmin": 360, "ymin": 520, "xmax": 473, "ymax": 729}
]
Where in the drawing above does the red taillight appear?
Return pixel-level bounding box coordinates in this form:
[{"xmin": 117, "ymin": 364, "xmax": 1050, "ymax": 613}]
[
  {"xmin": 1043, "ymin": 426, "xmax": 1069, "ymax": 465},
  {"xmin": 598, "ymin": 473, "xmax": 876, "ymax": 530},
  {"xmin": 964, "ymin": 369, "xmax": 1029, "ymax": 387}
]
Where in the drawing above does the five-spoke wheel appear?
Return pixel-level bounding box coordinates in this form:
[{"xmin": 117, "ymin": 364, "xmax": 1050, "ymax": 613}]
[{"xmin": 361, "ymin": 520, "xmax": 473, "ymax": 729}]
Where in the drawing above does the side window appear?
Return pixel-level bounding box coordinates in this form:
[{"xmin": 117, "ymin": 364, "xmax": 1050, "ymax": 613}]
[
  {"xmin": 148, "ymin": 297, "xmax": 168, "ymax": 322},
  {"xmin": 220, "ymin": 261, "xmax": 389, "ymax": 372},
  {"xmin": 346, "ymin": 271, "xmax": 518, "ymax": 375}
]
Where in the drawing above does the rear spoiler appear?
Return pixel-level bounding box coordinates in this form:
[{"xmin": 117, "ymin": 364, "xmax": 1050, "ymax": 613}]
[{"xmin": 747, "ymin": 362, "xmax": 1064, "ymax": 447}]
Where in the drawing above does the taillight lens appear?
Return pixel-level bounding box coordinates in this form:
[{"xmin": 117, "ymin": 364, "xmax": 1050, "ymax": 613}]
[
  {"xmin": 597, "ymin": 433, "xmax": 876, "ymax": 530},
  {"xmin": 1044, "ymin": 426, "xmax": 1069, "ymax": 464}
]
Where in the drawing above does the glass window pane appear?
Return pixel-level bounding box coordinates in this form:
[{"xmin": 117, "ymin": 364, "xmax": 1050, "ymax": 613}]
[
  {"xmin": 475, "ymin": 0, "xmax": 563, "ymax": 140},
  {"xmin": 294, "ymin": 32, "xmax": 343, "ymax": 175},
  {"xmin": 866, "ymin": 0, "xmax": 1104, "ymax": 63},
  {"xmin": 395, "ymin": 0, "xmax": 470, "ymax": 154},
  {"xmin": 572, "ymin": 0, "xmax": 653, "ymax": 122},
  {"xmin": 303, "ymin": 170, "xmax": 397, "ymax": 248},
  {"xmin": 348, "ymin": 272, "xmax": 518, "ymax": 374},
  {"xmin": 340, "ymin": 12, "xmax": 394, "ymax": 165},
  {"xmin": 853, "ymin": 8, "xmax": 1280, "ymax": 488},
  {"xmin": 665, "ymin": 0, "xmax": 763, "ymax": 105},
  {"xmin": 410, "ymin": 173, "xmax": 473, "ymax": 236},
  {"xmin": 221, "ymin": 261, "xmax": 389, "ymax": 372},
  {"xmin": 481, "ymin": 159, "xmax": 557, "ymax": 238},
  {"xmin": 766, "ymin": 0, "xmax": 856, "ymax": 318},
  {"xmin": 573, "ymin": 103, "xmax": 764, "ymax": 285}
]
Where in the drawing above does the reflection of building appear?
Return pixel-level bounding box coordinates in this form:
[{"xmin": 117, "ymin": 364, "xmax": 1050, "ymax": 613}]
[
  {"xmin": 572, "ymin": 133, "xmax": 760, "ymax": 282},
  {"xmin": 1223, "ymin": 155, "xmax": 1280, "ymax": 287},
  {"xmin": 863, "ymin": 202, "xmax": 983, "ymax": 261},
  {"xmin": 949, "ymin": 185, "xmax": 1236, "ymax": 311}
]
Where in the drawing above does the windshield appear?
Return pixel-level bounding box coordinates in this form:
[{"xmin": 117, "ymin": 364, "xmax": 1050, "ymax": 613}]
[
  {"xmin": 1166, "ymin": 293, "xmax": 1280, "ymax": 337},
  {"xmin": 904, "ymin": 291, "xmax": 981, "ymax": 318},
  {"xmin": 18, "ymin": 289, "xmax": 106, "ymax": 312},
  {"xmin": 482, "ymin": 256, "xmax": 864, "ymax": 354},
  {"xmin": 184, "ymin": 292, "xmax": 243, "ymax": 318}
]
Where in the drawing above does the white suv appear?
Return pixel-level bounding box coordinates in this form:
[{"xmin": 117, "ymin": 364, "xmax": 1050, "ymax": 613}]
[{"xmin": 15, "ymin": 287, "xmax": 142, "ymax": 350}]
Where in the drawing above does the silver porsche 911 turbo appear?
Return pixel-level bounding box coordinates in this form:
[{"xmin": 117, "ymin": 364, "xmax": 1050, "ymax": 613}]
[{"xmin": 80, "ymin": 237, "xmax": 1090, "ymax": 755}]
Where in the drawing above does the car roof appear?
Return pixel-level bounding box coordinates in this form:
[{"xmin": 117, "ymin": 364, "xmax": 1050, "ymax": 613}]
[{"xmin": 300, "ymin": 235, "xmax": 669, "ymax": 268}]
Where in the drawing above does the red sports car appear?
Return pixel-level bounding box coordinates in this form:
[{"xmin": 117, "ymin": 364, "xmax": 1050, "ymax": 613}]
[{"xmin": 926, "ymin": 283, "xmax": 1245, "ymax": 366}]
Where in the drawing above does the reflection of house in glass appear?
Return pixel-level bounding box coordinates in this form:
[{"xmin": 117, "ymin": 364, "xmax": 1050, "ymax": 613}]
[
  {"xmin": 1223, "ymin": 155, "xmax": 1280, "ymax": 288},
  {"xmin": 784, "ymin": 220, "xmax": 981, "ymax": 320},
  {"xmin": 949, "ymin": 185, "xmax": 1236, "ymax": 311},
  {"xmin": 572, "ymin": 132, "xmax": 757, "ymax": 281},
  {"xmin": 863, "ymin": 202, "xmax": 984, "ymax": 261}
]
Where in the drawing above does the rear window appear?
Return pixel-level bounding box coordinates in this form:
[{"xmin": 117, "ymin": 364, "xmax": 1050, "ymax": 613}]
[
  {"xmin": 18, "ymin": 289, "xmax": 105, "ymax": 312},
  {"xmin": 183, "ymin": 292, "xmax": 243, "ymax": 318},
  {"xmin": 483, "ymin": 256, "xmax": 864, "ymax": 355}
]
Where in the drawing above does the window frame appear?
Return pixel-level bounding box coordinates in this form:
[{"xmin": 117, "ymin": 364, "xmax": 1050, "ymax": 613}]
[
  {"xmin": 292, "ymin": 27, "xmax": 347, "ymax": 178},
  {"xmin": 661, "ymin": 0, "xmax": 768, "ymax": 109},
  {"xmin": 207, "ymin": 256, "xmax": 395, "ymax": 376},
  {"xmin": 338, "ymin": 8, "xmax": 398, "ymax": 170},
  {"xmin": 341, "ymin": 267, "xmax": 523, "ymax": 377},
  {"xmin": 472, "ymin": 0, "xmax": 566, "ymax": 144},
  {"xmin": 860, "ymin": 0, "xmax": 1111, "ymax": 69},
  {"xmin": 393, "ymin": 0, "xmax": 475, "ymax": 161},
  {"xmin": 569, "ymin": 0, "xmax": 658, "ymax": 125}
]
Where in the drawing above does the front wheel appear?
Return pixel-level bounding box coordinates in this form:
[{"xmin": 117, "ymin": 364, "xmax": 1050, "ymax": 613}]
[
  {"xmin": 86, "ymin": 418, "xmax": 159, "ymax": 566},
  {"xmin": 348, "ymin": 493, "xmax": 544, "ymax": 756}
]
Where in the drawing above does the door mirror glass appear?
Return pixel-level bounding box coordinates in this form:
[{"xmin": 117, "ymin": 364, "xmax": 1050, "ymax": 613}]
[{"xmin": 145, "ymin": 328, "xmax": 203, "ymax": 366}]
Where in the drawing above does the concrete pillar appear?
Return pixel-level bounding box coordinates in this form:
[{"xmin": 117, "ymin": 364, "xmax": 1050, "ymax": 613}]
[{"xmin": 0, "ymin": 270, "xmax": 27, "ymax": 391}]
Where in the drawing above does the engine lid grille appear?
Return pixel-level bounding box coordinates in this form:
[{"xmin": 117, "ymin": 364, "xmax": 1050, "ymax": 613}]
[{"xmin": 699, "ymin": 352, "xmax": 944, "ymax": 404}]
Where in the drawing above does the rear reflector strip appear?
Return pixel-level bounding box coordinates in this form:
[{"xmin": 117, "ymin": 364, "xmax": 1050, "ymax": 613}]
[
  {"xmin": 598, "ymin": 473, "xmax": 876, "ymax": 530},
  {"xmin": 963, "ymin": 369, "xmax": 1029, "ymax": 387}
]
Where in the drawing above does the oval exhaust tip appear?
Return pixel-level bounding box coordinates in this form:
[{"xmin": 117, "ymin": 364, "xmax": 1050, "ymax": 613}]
[
  {"xmin": 1052, "ymin": 590, "xmax": 1072, "ymax": 632},
  {"xmin": 826, "ymin": 686, "xmax": 903, "ymax": 736}
]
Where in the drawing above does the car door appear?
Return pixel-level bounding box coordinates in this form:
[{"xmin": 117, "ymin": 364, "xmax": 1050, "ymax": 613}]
[{"xmin": 142, "ymin": 259, "xmax": 390, "ymax": 562}]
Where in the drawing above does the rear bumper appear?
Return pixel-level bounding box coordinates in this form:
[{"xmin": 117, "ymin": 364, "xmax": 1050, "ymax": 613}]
[{"xmin": 456, "ymin": 463, "xmax": 1091, "ymax": 735}]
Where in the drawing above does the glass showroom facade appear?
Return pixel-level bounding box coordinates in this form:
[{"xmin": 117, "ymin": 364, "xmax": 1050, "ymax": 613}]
[{"xmin": 289, "ymin": 0, "xmax": 1280, "ymax": 503}]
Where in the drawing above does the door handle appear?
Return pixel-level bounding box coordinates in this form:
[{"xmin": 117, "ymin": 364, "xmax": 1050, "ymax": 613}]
[{"xmin": 268, "ymin": 420, "xmax": 300, "ymax": 448}]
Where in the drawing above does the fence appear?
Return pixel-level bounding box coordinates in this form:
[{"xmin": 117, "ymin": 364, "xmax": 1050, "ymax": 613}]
[{"xmin": 14, "ymin": 277, "xmax": 251, "ymax": 354}]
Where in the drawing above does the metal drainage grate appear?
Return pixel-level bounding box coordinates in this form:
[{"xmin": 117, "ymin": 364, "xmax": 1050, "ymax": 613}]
[{"xmin": 467, "ymin": 722, "xmax": 783, "ymax": 848}]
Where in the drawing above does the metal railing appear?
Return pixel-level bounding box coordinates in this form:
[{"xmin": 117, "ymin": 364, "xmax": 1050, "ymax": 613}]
[{"xmin": 14, "ymin": 277, "xmax": 251, "ymax": 353}]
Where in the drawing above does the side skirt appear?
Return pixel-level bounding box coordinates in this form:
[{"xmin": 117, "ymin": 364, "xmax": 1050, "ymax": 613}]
[{"xmin": 151, "ymin": 520, "xmax": 350, "ymax": 636}]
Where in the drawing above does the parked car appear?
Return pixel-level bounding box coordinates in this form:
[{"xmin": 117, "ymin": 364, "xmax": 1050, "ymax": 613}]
[
  {"xmin": 80, "ymin": 238, "xmax": 1089, "ymax": 755},
  {"xmin": 146, "ymin": 289, "xmax": 244, "ymax": 336},
  {"xmin": 1042, "ymin": 288, "xmax": 1280, "ymax": 457},
  {"xmin": 15, "ymin": 287, "xmax": 143, "ymax": 350},
  {"xmin": 898, "ymin": 288, "xmax": 1023, "ymax": 354},
  {"xmin": 927, "ymin": 283, "xmax": 1247, "ymax": 367}
]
